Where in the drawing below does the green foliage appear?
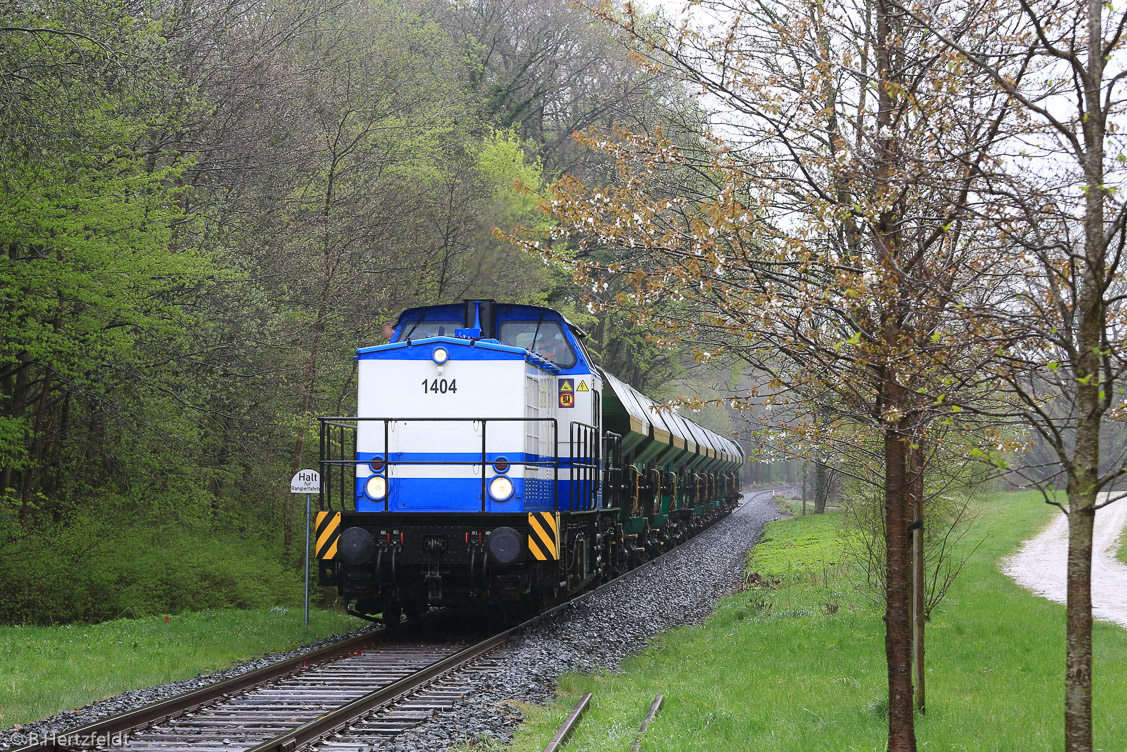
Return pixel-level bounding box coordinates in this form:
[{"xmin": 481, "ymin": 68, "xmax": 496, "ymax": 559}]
[
  {"xmin": 0, "ymin": 5, "xmax": 205, "ymax": 376},
  {"xmin": 0, "ymin": 607, "xmax": 359, "ymax": 727},
  {"xmin": 0, "ymin": 503, "xmax": 302, "ymax": 624},
  {"xmin": 0, "ymin": 0, "xmax": 707, "ymax": 625},
  {"xmin": 0, "ymin": 2, "xmax": 212, "ymax": 524},
  {"xmin": 506, "ymin": 494, "xmax": 1127, "ymax": 750},
  {"xmin": 477, "ymin": 129, "xmax": 546, "ymax": 221}
]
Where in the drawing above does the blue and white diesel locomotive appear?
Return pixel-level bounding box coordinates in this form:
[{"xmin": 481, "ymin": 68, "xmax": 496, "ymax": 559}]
[{"xmin": 315, "ymin": 300, "xmax": 743, "ymax": 622}]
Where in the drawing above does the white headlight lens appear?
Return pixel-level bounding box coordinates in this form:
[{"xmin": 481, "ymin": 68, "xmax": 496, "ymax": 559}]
[
  {"xmin": 432, "ymin": 347, "xmax": 449, "ymax": 364},
  {"xmin": 365, "ymin": 475, "xmax": 387, "ymax": 500},
  {"xmin": 488, "ymin": 475, "xmax": 514, "ymax": 501}
]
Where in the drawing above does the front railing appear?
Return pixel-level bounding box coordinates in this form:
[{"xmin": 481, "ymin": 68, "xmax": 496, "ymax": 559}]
[{"xmin": 318, "ymin": 416, "xmax": 561, "ymax": 512}]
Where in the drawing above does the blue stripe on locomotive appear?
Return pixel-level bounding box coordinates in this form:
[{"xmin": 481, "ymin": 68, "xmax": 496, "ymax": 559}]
[{"xmin": 355, "ymin": 475, "xmax": 565, "ymax": 513}]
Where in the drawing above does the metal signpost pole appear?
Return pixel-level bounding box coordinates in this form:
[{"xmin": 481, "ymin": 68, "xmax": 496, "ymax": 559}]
[
  {"xmin": 290, "ymin": 469, "xmax": 321, "ymax": 629},
  {"xmin": 304, "ymin": 492, "xmax": 311, "ymax": 626}
]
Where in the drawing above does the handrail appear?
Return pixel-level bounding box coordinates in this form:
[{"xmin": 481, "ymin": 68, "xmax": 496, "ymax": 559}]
[{"xmin": 319, "ymin": 416, "xmax": 559, "ymax": 512}]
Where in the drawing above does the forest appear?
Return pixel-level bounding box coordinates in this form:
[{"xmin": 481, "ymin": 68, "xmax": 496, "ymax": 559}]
[{"xmin": 0, "ymin": 0, "xmax": 736, "ymax": 625}]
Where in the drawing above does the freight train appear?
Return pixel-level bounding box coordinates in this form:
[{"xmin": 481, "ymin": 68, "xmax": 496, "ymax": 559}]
[{"xmin": 315, "ymin": 300, "xmax": 744, "ymax": 623}]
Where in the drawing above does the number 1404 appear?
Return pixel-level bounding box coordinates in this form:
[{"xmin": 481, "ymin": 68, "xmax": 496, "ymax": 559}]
[{"xmin": 422, "ymin": 378, "xmax": 457, "ymax": 394}]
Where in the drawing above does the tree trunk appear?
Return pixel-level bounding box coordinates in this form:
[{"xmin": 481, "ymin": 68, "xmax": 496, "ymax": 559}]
[
  {"xmin": 802, "ymin": 461, "xmax": 808, "ymax": 515},
  {"xmin": 874, "ymin": 0, "xmax": 915, "ymax": 742},
  {"xmin": 288, "ymin": 299, "xmax": 327, "ymax": 558},
  {"xmin": 884, "ymin": 408, "xmax": 916, "ymax": 751},
  {"xmin": 1064, "ymin": 488, "xmax": 1095, "ymax": 752},
  {"xmin": 909, "ymin": 440, "xmax": 925, "ymax": 714},
  {"xmin": 287, "ymin": 154, "xmax": 339, "ymax": 560},
  {"xmin": 814, "ymin": 462, "xmax": 830, "ymax": 513},
  {"xmin": 1065, "ymin": 2, "xmax": 1105, "ymax": 745},
  {"xmin": 21, "ymin": 366, "xmax": 53, "ymax": 520}
]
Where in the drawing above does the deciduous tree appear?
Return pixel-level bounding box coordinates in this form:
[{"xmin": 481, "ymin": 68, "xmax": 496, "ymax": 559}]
[
  {"xmin": 511, "ymin": 0, "xmax": 1014, "ymax": 746},
  {"xmin": 896, "ymin": 1, "xmax": 1127, "ymax": 747}
]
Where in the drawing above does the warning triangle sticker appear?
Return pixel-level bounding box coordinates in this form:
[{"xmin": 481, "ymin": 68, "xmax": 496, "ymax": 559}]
[
  {"xmin": 576, "ymin": 380, "xmax": 589, "ymax": 392},
  {"xmin": 559, "ymin": 380, "xmax": 574, "ymax": 392}
]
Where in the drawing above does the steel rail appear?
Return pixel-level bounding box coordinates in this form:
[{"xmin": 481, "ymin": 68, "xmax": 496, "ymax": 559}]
[
  {"xmin": 629, "ymin": 695, "xmax": 664, "ymax": 752},
  {"xmin": 242, "ymin": 630, "xmax": 514, "ymax": 752},
  {"xmin": 541, "ymin": 693, "xmax": 592, "ymax": 752},
  {"xmin": 8, "ymin": 624, "xmax": 400, "ymax": 752}
]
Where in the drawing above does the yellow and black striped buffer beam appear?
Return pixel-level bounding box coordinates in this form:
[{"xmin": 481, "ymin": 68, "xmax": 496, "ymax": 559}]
[
  {"xmin": 315, "ymin": 511, "xmax": 341, "ymax": 560},
  {"xmin": 528, "ymin": 512, "xmax": 560, "ymax": 561}
]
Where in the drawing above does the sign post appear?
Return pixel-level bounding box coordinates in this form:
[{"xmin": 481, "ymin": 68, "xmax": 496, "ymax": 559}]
[{"xmin": 290, "ymin": 469, "xmax": 321, "ymax": 626}]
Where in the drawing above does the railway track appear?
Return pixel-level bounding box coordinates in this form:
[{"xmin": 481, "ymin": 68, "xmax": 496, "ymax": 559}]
[
  {"xmin": 14, "ymin": 498, "xmax": 749, "ymax": 752},
  {"xmin": 14, "ymin": 616, "xmax": 509, "ymax": 752}
]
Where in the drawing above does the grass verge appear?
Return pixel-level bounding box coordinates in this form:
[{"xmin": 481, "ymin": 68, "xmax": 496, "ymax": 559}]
[
  {"xmin": 0, "ymin": 607, "xmax": 359, "ymax": 728},
  {"xmin": 503, "ymin": 492, "xmax": 1127, "ymax": 751}
]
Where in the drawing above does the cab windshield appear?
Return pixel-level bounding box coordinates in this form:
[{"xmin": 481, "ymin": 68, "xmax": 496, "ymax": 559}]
[
  {"xmin": 396, "ymin": 319, "xmax": 462, "ymax": 341},
  {"xmin": 498, "ymin": 320, "xmax": 577, "ymax": 368}
]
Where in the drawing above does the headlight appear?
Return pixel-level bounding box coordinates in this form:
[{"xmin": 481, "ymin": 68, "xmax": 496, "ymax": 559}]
[
  {"xmin": 432, "ymin": 347, "xmax": 449, "ymax": 364},
  {"xmin": 488, "ymin": 475, "xmax": 514, "ymax": 501},
  {"xmin": 365, "ymin": 475, "xmax": 387, "ymax": 500}
]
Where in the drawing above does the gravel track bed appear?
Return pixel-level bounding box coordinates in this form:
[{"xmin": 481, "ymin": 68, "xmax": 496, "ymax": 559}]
[
  {"xmin": 1, "ymin": 491, "xmax": 776, "ymax": 752},
  {"xmin": 373, "ymin": 490, "xmax": 776, "ymax": 751}
]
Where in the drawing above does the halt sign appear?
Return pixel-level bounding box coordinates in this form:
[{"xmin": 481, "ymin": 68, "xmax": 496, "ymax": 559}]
[{"xmin": 290, "ymin": 469, "xmax": 320, "ymax": 494}]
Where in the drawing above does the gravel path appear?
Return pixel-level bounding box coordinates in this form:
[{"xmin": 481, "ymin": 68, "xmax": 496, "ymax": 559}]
[
  {"xmin": 1, "ymin": 491, "xmax": 777, "ymax": 752},
  {"xmin": 1003, "ymin": 492, "xmax": 1127, "ymax": 630}
]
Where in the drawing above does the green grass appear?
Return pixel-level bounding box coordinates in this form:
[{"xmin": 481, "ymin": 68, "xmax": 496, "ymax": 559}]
[
  {"xmin": 0, "ymin": 607, "xmax": 359, "ymax": 727},
  {"xmin": 503, "ymin": 493, "xmax": 1127, "ymax": 751},
  {"xmin": 772, "ymin": 497, "xmax": 806, "ymax": 516},
  {"xmin": 772, "ymin": 497, "xmax": 840, "ymax": 518},
  {"xmin": 1119, "ymin": 527, "xmax": 1126, "ymax": 566}
]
